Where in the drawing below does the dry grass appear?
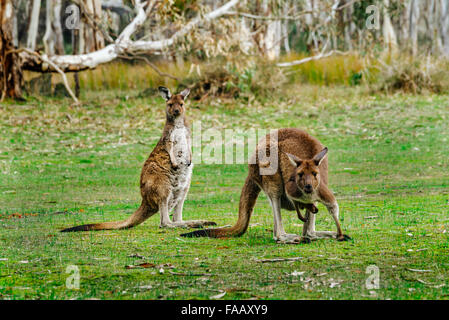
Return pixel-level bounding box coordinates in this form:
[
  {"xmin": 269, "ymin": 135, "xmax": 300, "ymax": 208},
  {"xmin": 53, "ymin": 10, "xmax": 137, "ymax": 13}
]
[
  {"xmin": 279, "ymin": 52, "xmax": 365, "ymax": 86},
  {"xmin": 22, "ymin": 53, "xmax": 449, "ymax": 99},
  {"xmin": 370, "ymin": 55, "xmax": 449, "ymax": 94}
]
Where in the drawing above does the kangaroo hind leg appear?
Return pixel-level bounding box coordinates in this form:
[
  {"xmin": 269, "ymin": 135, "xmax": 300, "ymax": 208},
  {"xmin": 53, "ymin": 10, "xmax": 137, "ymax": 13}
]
[
  {"xmin": 165, "ymin": 187, "xmax": 216, "ymax": 229},
  {"xmin": 269, "ymin": 196, "xmax": 300, "ymax": 244}
]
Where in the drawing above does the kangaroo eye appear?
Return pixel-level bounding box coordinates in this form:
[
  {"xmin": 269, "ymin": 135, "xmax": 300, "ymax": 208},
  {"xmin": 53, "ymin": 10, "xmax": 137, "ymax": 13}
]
[
  {"xmin": 312, "ymin": 172, "xmax": 317, "ymax": 177},
  {"xmin": 298, "ymin": 172, "xmax": 304, "ymax": 177}
]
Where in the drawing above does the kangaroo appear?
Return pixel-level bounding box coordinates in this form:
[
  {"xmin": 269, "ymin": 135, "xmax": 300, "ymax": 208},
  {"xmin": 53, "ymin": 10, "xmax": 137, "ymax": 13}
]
[
  {"xmin": 61, "ymin": 87, "xmax": 216, "ymax": 232},
  {"xmin": 181, "ymin": 128, "xmax": 350, "ymax": 243}
]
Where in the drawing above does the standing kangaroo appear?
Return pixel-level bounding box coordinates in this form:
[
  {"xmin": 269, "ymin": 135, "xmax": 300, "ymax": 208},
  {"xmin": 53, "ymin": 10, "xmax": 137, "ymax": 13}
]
[
  {"xmin": 181, "ymin": 128, "xmax": 350, "ymax": 243},
  {"xmin": 61, "ymin": 87, "xmax": 216, "ymax": 232}
]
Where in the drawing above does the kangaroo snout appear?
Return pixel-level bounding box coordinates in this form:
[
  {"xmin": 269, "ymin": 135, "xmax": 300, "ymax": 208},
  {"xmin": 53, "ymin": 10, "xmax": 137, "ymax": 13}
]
[{"xmin": 304, "ymin": 184, "xmax": 313, "ymax": 193}]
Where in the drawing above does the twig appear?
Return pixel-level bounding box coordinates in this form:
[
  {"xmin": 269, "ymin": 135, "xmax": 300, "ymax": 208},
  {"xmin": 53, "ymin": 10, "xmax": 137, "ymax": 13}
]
[
  {"xmin": 277, "ymin": 50, "xmax": 349, "ymax": 67},
  {"xmin": 168, "ymin": 271, "xmax": 212, "ymax": 276},
  {"xmin": 256, "ymin": 257, "xmax": 303, "ymax": 263}
]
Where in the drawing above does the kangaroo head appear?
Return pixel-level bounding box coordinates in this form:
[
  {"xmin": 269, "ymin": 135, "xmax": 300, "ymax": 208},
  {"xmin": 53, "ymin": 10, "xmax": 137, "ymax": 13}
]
[
  {"xmin": 158, "ymin": 86, "xmax": 190, "ymax": 120},
  {"xmin": 286, "ymin": 147, "xmax": 328, "ymax": 194}
]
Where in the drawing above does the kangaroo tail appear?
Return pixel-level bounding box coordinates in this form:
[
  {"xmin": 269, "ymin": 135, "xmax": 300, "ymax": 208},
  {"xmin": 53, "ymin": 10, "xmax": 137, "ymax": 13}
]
[
  {"xmin": 60, "ymin": 203, "xmax": 154, "ymax": 232},
  {"xmin": 181, "ymin": 176, "xmax": 260, "ymax": 238}
]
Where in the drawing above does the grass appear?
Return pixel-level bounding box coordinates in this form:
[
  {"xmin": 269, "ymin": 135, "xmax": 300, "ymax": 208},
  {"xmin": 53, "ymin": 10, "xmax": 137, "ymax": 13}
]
[{"xmin": 0, "ymin": 85, "xmax": 448, "ymax": 300}]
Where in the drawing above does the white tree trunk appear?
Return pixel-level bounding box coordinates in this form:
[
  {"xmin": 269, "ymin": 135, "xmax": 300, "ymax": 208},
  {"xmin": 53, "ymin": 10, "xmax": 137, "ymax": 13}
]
[
  {"xmin": 265, "ymin": 19, "xmax": 282, "ymax": 60},
  {"xmin": 259, "ymin": 0, "xmax": 281, "ymax": 60},
  {"xmin": 282, "ymin": 2, "xmax": 290, "ymax": 54},
  {"xmin": 440, "ymin": 0, "xmax": 449, "ymax": 56},
  {"xmin": 343, "ymin": 0, "xmax": 353, "ymax": 50},
  {"xmin": 409, "ymin": 0, "xmax": 420, "ymax": 56},
  {"xmin": 26, "ymin": 0, "xmax": 41, "ymax": 50},
  {"xmin": 383, "ymin": 0, "xmax": 398, "ymax": 53},
  {"xmin": 53, "ymin": 0, "xmax": 64, "ymax": 54},
  {"xmin": 239, "ymin": 17, "xmax": 253, "ymax": 54},
  {"xmin": 83, "ymin": 0, "xmax": 104, "ymax": 52},
  {"xmin": 43, "ymin": 0, "xmax": 55, "ymax": 55}
]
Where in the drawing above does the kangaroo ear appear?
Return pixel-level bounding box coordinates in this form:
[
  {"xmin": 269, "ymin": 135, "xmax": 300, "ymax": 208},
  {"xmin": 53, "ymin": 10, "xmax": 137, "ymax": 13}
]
[
  {"xmin": 286, "ymin": 153, "xmax": 302, "ymax": 167},
  {"xmin": 158, "ymin": 86, "xmax": 171, "ymax": 100},
  {"xmin": 180, "ymin": 88, "xmax": 190, "ymax": 100},
  {"xmin": 313, "ymin": 147, "xmax": 328, "ymax": 166}
]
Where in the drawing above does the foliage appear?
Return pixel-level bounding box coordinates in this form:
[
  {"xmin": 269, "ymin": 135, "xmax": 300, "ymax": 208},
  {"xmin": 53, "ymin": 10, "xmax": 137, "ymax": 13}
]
[
  {"xmin": 369, "ymin": 55, "xmax": 449, "ymax": 94},
  {"xmin": 181, "ymin": 58, "xmax": 286, "ymax": 99}
]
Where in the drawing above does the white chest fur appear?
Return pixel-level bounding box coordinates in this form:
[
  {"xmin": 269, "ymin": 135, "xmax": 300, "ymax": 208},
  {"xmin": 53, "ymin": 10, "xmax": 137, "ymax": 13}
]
[
  {"xmin": 170, "ymin": 126, "xmax": 190, "ymax": 166},
  {"xmin": 167, "ymin": 124, "xmax": 193, "ymax": 210}
]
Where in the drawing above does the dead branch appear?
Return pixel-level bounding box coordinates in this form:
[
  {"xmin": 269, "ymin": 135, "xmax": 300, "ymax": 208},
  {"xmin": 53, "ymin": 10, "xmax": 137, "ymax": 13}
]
[
  {"xmin": 277, "ymin": 50, "xmax": 350, "ymax": 67},
  {"xmin": 14, "ymin": 48, "xmax": 79, "ymax": 103}
]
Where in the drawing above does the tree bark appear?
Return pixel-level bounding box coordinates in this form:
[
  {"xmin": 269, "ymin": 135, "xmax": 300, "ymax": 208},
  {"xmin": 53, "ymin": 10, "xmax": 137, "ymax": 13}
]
[
  {"xmin": 26, "ymin": 0, "xmax": 40, "ymax": 50},
  {"xmin": 0, "ymin": 0, "xmax": 23, "ymax": 100},
  {"xmin": 409, "ymin": 0, "xmax": 420, "ymax": 56},
  {"xmin": 440, "ymin": 0, "xmax": 449, "ymax": 56},
  {"xmin": 383, "ymin": 0, "xmax": 398, "ymax": 54},
  {"xmin": 83, "ymin": 0, "xmax": 104, "ymax": 52},
  {"xmin": 43, "ymin": 0, "xmax": 64, "ymax": 55}
]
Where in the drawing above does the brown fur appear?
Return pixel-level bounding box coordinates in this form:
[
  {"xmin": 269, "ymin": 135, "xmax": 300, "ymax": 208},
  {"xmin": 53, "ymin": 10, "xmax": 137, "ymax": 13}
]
[
  {"xmin": 181, "ymin": 128, "xmax": 350, "ymax": 242},
  {"xmin": 61, "ymin": 87, "xmax": 215, "ymax": 232}
]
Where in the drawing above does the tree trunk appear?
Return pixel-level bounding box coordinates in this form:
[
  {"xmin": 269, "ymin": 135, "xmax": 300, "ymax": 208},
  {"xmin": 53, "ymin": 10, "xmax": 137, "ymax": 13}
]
[
  {"xmin": 53, "ymin": 0, "xmax": 64, "ymax": 55},
  {"xmin": 43, "ymin": 0, "xmax": 55, "ymax": 54},
  {"xmin": 83, "ymin": 0, "xmax": 105, "ymax": 52},
  {"xmin": 259, "ymin": 0, "xmax": 281, "ymax": 60},
  {"xmin": 383, "ymin": 0, "xmax": 398, "ymax": 54},
  {"xmin": 26, "ymin": 0, "xmax": 40, "ymax": 50},
  {"xmin": 342, "ymin": 0, "xmax": 353, "ymax": 50},
  {"xmin": 43, "ymin": 0, "xmax": 64, "ymax": 55},
  {"xmin": 409, "ymin": 0, "xmax": 420, "ymax": 56},
  {"xmin": 72, "ymin": 28, "xmax": 80, "ymax": 98},
  {"xmin": 0, "ymin": 0, "xmax": 23, "ymax": 100},
  {"xmin": 440, "ymin": 0, "xmax": 449, "ymax": 56}
]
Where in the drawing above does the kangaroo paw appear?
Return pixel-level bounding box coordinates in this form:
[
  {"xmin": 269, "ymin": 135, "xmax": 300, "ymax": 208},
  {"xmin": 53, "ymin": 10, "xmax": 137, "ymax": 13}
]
[
  {"xmin": 275, "ymin": 233, "xmax": 300, "ymax": 244},
  {"xmin": 299, "ymin": 236, "xmax": 312, "ymax": 244},
  {"xmin": 337, "ymin": 234, "xmax": 352, "ymax": 241}
]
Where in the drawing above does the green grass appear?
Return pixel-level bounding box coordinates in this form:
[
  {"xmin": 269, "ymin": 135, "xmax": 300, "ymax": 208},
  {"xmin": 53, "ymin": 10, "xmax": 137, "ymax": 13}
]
[{"xmin": 0, "ymin": 86, "xmax": 448, "ymax": 300}]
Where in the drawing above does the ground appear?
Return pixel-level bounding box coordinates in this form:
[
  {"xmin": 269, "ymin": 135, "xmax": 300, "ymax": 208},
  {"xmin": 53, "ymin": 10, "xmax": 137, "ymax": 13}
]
[{"xmin": 0, "ymin": 86, "xmax": 448, "ymax": 300}]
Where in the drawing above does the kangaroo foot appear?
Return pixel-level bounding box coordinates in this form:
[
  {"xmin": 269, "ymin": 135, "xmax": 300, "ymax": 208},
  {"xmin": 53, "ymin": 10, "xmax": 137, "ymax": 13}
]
[
  {"xmin": 274, "ymin": 233, "xmax": 300, "ymax": 244},
  {"xmin": 161, "ymin": 220, "xmax": 217, "ymax": 229},
  {"xmin": 299, "ymin": 236, "xmax": 312, "ymax": 244},
  {"xmin": 337, "ymin": 234, "xmax": 352, "ymax": 241}
]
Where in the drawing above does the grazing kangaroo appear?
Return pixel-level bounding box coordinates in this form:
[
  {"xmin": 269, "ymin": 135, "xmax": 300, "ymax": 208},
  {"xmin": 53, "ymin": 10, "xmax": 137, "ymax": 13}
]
[
  {"xmin": 61, "ymin": 87, "xmax": 216, "ymax": 232},
  {"xmin": 181, "ymin": 128, "xmax": 350, "ymax": 243}
]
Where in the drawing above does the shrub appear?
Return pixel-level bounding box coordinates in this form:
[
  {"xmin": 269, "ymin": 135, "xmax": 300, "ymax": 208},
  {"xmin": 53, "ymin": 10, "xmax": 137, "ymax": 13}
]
[
  {"xmin": 180, "ymin": 58, "xmax": 286, "ymax": 99},
  {"xmin": 369, "ymin": 55, "xmax": 449, "ymax": 94}
]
